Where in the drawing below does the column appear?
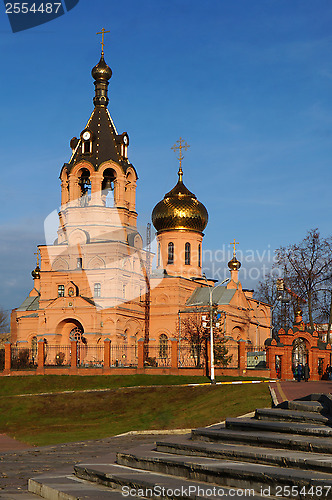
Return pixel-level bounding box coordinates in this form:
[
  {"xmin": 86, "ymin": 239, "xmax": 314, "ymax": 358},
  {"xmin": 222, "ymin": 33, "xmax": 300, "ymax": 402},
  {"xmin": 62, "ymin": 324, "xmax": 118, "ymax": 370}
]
[
  {"xmin": 4, "ymin": 342, "xmax": 11, "ymax": 373},
  {"xmin": 36, "ymin": 339, "xmax": 45, "ymax": 374},
  {"xmin": 238, "ymin": 340, "xmax": 246, "ymax": 373},
  {"xmin": 138, "ymin": 338, "xmax": 144, "ymax": 369},
  {"xmin": 104, "ymin": 338, "xmax": 111, "ymax": 369},
  {"xmin": 170, "ymin": 338, "xmax": 178, "ymax": 370}
]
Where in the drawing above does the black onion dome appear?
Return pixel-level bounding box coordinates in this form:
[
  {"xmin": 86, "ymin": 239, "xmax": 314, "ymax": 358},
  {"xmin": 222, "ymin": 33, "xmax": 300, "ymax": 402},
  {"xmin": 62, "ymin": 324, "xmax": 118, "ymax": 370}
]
[{"xmin": 91, "ymin": 54, "xmax": 112, "ymax": 81}]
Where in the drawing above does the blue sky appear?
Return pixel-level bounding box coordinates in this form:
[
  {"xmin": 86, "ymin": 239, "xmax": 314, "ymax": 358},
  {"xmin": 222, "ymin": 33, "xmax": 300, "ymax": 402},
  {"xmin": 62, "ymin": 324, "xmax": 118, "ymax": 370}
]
[{"xmin": 1, "ymin": 0, "xmax": 332, "ymax": 312}]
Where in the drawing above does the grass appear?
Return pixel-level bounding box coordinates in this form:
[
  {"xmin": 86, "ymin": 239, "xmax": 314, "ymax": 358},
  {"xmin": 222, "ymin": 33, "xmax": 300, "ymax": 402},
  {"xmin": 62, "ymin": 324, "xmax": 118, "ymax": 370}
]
[
  {"xmin": 0, "ymin": 374, "xmax": 268, "ymax": 397},
  {"xmin": 0, "ymin": 377, "xmax": 271, "ymax": 446}
]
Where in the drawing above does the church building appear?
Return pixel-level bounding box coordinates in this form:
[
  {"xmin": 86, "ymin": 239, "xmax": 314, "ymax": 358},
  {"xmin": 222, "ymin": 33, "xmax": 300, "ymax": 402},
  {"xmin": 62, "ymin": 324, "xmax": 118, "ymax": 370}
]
[{"xmin": 10, "ymin": 37, "xmax": 271, "ymax": 363}]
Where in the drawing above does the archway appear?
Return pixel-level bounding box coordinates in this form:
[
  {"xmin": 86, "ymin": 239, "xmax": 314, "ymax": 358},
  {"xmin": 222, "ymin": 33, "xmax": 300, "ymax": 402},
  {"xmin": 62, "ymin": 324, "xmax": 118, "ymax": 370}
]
[
  {"xmin": 55, "ymin": 318, "xmax": 85, "ymax": 344},
  {"xmin": 292, "ymin": 337, "xmax": 308, "ymax": 366}
]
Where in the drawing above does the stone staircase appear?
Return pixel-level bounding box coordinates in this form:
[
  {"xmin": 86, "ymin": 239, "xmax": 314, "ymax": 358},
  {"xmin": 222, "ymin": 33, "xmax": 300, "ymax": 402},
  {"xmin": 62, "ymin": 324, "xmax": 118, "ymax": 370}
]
[{"xmin": 28, "ymin": 393, "xmax": 332, "ymax": 499}]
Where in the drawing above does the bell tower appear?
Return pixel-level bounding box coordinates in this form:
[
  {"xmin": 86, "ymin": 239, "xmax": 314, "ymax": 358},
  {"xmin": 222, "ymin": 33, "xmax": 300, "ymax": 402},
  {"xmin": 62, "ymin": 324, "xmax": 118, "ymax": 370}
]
[{"xmin": 57, "ymin": 31, "xmax": 138, "ymax": 247}]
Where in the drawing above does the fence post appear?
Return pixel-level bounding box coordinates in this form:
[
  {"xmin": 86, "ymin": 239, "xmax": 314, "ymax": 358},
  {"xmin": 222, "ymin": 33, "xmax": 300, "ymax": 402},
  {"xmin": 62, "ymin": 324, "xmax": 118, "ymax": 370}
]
[
  {"xmin": 71, "ymin": 339, "xmax": 78, "ymax": 371},
  {"xmin": 4, "ymin": 342, "xmax": 11, "ymax": 373},
  {"xmin": 238, "ymin": 340, "xmax": 246, "ymax": 374},
  {"xmin": 36, "ymin": 339, "xmax": 45, "ymax": 374},
  {"xmin": 170, "ymin": 338, "xmax": 178, "ymax": 370},
  {"xmin": 138, "ymin": 338, "xmax": 144, "ymax": 370},
  {"xmin": 104, "ymin": 338, "xmax": 111, "ymax": 369}
]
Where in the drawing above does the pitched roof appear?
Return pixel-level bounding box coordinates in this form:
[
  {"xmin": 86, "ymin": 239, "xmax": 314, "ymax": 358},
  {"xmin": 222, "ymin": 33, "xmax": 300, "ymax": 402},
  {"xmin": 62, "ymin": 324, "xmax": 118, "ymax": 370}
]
[
  {"xmin": 17, "ymin": 295, "xmax": 40, "ymax": 311},
  {"xmin": 66, "ymin": 106, "xmax": 137, "ymax": 177},
  {"xmin": 186, "ymin": 286, "xmax": 236, "ymax": 307}
]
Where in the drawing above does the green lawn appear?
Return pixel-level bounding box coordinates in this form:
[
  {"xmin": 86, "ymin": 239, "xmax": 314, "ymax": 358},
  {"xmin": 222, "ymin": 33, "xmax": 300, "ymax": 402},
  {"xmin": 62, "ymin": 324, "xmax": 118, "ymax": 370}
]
[
  {"xmin": 0, "ymin": 374, "xmax": 268, "ymax": 397},
  {"xmin": 0, "ymin": 377, "xmax": 271, "ymax": 446}
]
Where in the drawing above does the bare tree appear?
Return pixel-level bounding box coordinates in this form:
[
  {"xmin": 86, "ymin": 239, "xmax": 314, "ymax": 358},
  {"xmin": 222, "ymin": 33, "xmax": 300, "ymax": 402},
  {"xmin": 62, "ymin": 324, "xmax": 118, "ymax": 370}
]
[
  {"xmin": 0, "ymin": 308, "xmax": 10, "ymax": 347},
  {"xmin": 275, "ymin": 229, "xmax": 332, "ymax": 330},
  {"xmin": 0, "ymin": 308, "xmax": 9, "ymax": 333},
  {"xmin": 255, "ymin": 229, "xmax": 332, "ymax": 334},
  {"xmin": 179, "ymin": 310, "xmax": 232, "ymax": 369}
]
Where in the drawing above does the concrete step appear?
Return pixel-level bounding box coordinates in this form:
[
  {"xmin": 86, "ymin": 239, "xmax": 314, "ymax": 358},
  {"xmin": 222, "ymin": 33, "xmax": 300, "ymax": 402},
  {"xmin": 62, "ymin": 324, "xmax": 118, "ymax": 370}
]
[
  {"xmin": 74, "ymin": 461, "xmax": 266, "ymax": 499},
  {"xmin": 156, "ymin": 437, "xmax": 332, "ymax": 472},
  {"xmin": 226, "ymin": 417, "xmax": 332, "ymax": 436},
  {"xmin": 278, "ymin": 400, "xmax": 326, "ymax": 414},
  {"xmin": 116, "ymin": 448, "xmax": 332, "ymax": 499},
  {"xmin": 0, "ymin": 494, "xmax": 41, "ymax": 499},
  {"xmin": 29, "ymin": 472, "xmax": 138, "ymax": 499},
  {"xmin": 255, "ymin": 407, "xmax": 331, "ymax": 424},
  {"xmin": 192, "ymin": 426, "xmax": 332, "ymax": 453}
]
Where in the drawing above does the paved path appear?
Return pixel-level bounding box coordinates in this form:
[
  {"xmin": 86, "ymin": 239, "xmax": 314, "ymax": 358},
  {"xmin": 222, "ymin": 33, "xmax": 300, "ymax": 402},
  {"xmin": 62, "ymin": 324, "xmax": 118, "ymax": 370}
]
[
  {"xmin": 270, "ymin": 380, "xmax": 332, "ymax": 404},
  {"xmin": 0, "ymin": 435, "xmax": 33, "ymax": 453},
  {"xmin": 0, "ymin": 433, "xmax": 173, "ymax": 497}
]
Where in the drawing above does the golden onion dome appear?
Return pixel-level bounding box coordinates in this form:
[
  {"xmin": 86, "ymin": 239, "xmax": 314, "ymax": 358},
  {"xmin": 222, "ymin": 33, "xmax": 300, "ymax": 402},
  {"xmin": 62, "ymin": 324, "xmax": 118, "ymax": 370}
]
[
  {"xmin": 152, "ymin": 168, "xmax": 208, "ymax": 233},
  {"xmin": 31, "ymin": 266, "xmax": 40, "ymax": 279},
  {"xmin": 228, "ymin": 256, "xmax": 241, "ymax": 271}
]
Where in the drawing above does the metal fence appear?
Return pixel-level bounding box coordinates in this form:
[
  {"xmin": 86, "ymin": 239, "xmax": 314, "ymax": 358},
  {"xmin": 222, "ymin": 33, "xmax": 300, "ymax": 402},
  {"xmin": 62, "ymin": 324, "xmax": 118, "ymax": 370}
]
[
  {"xmin": 44, "ymin": 345, "xmax": 71, "ymax": 367},
  {"xmin": 0, "ymin": 349, "xmax": 4, "ymax": 371},
  {"xmin": 11, "ymin": 347, "xmax": 37, "ymax": 370},
  {"xmin": 215, "ymin": 341, "xmax": 238, "ymax": 368},
  {"xmin": 178, "ymin": 342, "xmax": 207, "ymax": 368},
  {"xmin": 145, "ymin": 345, "xmax": 172, "ymax": 367},
  {"xmin": 109, "ymin": 345, "xmax": 138, "ymax": 367},
  {"xmin": 77, "ymin": 344, "xmax": 104, "ymax": 368},
  {"xmin": 246, "ymin": 345, "xmax": 266, "ymax": 369}
]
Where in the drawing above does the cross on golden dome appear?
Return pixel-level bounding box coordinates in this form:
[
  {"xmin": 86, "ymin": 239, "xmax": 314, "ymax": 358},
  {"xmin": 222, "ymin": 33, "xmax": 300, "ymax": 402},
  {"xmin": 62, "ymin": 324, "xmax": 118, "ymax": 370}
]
[
  {"xmin": 96, "ymin": 28, "xmax": 110, "ymax": 55},
  {"xmin": 34, "ymin": 249, "xmax": 40, "ymax": 267},
  {"xmin": 171, "ymin": 137, "xmax": 190, "ymax": 181},
  {"xmin": 230, "ymin": 238, "xmax": 239, "ymax": 258}
]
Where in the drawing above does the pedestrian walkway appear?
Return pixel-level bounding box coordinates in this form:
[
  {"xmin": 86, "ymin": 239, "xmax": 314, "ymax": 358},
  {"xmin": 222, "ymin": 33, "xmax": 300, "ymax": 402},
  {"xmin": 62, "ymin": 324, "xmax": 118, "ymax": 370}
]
[
  {"xmin": 0, "ymin": 434, "xmax": 33, "ymax": 452},
  {"xmin": 270, "ymin": 380, "xmax": 332, "ymax": 405}
]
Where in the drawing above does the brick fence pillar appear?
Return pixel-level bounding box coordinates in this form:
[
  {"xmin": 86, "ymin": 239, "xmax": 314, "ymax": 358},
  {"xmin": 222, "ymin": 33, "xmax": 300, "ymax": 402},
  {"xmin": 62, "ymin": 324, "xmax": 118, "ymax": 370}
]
[
  {"xmin": 70, "ymin": 339, "xmax": 78, "ymax": 371},
  {"xmin": 238, "ymin": 340, "xmax": 246, "ymax": 373},
  {"xmin": 138, "ymin": 339, "xmax": 144, "ymax": 369},
  {"xmin": 36, "ymin": 339, "xmax": 45, "ymax": 374},
  {"xmin": 4, "ymin": 342, "xmax": 11, "ymax": 373},
  {"xmin": 170, "ymin": 338, "xmax": 178, "ymax": 369},
  {"xmin": 104, "ymin": 338, "xmax": 111, "ymax": 369}
]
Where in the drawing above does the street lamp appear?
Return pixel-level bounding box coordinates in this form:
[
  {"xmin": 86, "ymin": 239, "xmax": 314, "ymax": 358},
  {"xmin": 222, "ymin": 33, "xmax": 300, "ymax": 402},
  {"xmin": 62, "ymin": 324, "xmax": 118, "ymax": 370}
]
[{"xmin": 203, "ymin": 274, "xmax": 230, "ymax": 384}]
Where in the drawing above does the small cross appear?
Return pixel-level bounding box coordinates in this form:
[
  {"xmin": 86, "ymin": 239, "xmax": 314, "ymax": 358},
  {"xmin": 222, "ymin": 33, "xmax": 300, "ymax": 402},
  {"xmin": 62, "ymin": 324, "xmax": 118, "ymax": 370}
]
[
  {"xmin": 96, "ymin": 28, "xmax": 110, "ymax": 55},
  {"xmin": 34, "ymin": 249, "xmax": 40, "ymax": 267},
  {"xmin": 230, "ymin": 238, "xmax": 239, "ymax": 258},
  {"xmin": 171, "ymin": 137, "xmax": 190, "ymax": 180}
]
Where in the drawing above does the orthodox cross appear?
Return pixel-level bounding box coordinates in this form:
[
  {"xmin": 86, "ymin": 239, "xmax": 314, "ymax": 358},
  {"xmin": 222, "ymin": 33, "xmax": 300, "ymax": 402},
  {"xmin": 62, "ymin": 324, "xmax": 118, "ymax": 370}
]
[
  {"xmin": 96, "ymin": 28, "xmax": 110, "ymax": 55},
  {"xmin": 171, "ymin": 137, "xmax": 190, "ymax": 181},
  {"xmin": 230, "ymin": 238, "xmax": 239, "ymax": 258},
  {"xmin": 34, "ymin": 249, "xmax": 40, "ymax": 267}
]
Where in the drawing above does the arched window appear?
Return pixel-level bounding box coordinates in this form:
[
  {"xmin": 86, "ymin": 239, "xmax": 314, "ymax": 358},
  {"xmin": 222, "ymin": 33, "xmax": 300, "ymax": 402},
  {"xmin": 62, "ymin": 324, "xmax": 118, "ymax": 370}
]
[
  {"xmin": 94, "ymin": 283, "xmax": 101, "ymax": 297},
  {"xmin": 78, "ymin": 168, "xmax": 91, "ymax": 207},
  {"xmin": 185, "ymin": 242, "xmax": 191, "ymax": 265},
  {"xmin": 159, "ymin": 334, "xmax": 168, "ymax": 358},
  {"xmin": 102, "ymin": 168, "xmax": 116, "ymax": 207},
  {"xmin": 157, "ymin": 244, "xmax": 161, "ymax": 267},
  {"xmin": 198, "ymin": 244, "xmax": 201, "ymax": 268},
  {"xmin": 167, "ymin": 242, "xmax": 174, "ymax": 264}
]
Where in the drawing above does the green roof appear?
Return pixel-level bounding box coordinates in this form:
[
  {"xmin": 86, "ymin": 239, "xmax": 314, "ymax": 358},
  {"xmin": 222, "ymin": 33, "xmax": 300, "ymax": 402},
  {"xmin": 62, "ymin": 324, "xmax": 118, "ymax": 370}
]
[
  {"xmin": 186, "ymin": 287, "xmax": 236, "ymax": 307},
  {"xmin": 17, "ymin": 295, "xmax": 39, "ymax": 311}
]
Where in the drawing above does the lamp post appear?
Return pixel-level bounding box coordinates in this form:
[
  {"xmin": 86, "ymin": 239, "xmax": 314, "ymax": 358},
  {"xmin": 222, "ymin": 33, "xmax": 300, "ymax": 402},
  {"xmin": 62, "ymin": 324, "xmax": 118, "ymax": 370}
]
[{"xmin": 203, "ymin": 275, "xmax": 230, "ymax": 384}]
